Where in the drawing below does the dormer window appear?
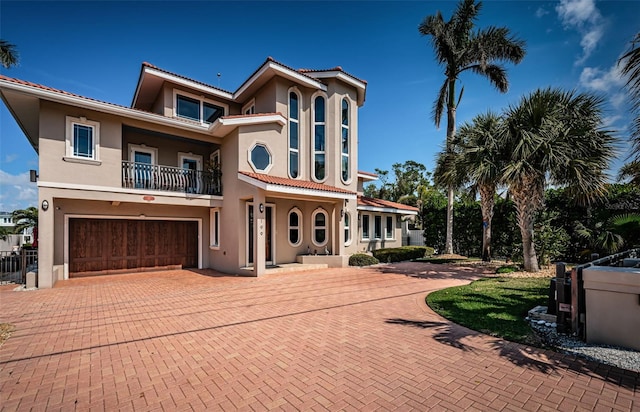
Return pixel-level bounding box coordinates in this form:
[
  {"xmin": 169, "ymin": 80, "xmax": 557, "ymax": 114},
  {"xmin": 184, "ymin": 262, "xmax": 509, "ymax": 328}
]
[{"xmin": 175, "ymin": 93, "xmax": 225, "ymax": 123}]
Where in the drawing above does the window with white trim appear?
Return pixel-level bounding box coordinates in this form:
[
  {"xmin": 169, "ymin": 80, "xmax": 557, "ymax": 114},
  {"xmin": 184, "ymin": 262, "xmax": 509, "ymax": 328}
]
[
  {"xmin": 288, "ymin": 91, "xmax": 300, "ymax": 178},
  {"xmin": 362, "ymin": 214, "xmax": 370, "ymax": 240},
  {"xmin": 313, "ymin": 95, "xmax": 326, "ymax": 181},
  {"xmin": 175, "ymin": 93, "xmax": 225, "ymax": 124},
  {"xmin": 374, "ymin": 215, "xmax": 382, "ymax": 239},
  {"xmin": 65, "ymin": 116, "xmax": 100, "ymax": 161},
  {"xmin": 288, "ymin": 208, "xmax": 302, "ymax": 246},
  {"xmin": 344, "ymin": 212, "xmax": 352, "ymax": 245},
  {"xmin": 210, "ymin": 208, "xmax": 220, "ymax": 248},
  {"xmin": 385, "ymin": 216, "xmax": 394, "ymax": 239},
  {"xmin": 243, "ymin": 99, "xmax": 256, "ymax": 115},
  {"xmin": 341, "ymin": 98, "xmax": 350, "ymax": 183},
  {"xmin": 312, "ymin": 208, "xmax": 328, "ymax": 246},
  {"xmin": 248, "ymin": 143, "xmax": 272, "ymax": 173}
]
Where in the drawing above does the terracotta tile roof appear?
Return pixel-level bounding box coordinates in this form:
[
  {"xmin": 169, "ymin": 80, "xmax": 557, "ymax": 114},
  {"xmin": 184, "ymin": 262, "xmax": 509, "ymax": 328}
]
[
  {"xmin": 239, "ymin": 172, "xmax": 356, "ymax": 195},
  {"xmin": 142, "ymin": 62, "xmax": 234, "ymax": 94},
  {"xmin": 358, "ymin": 196, "xmax": 419, "ymax": 212}
]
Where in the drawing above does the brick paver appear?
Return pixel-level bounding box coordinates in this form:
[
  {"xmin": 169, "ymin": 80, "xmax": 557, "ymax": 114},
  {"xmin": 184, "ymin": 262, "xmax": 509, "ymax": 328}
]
[{"xmin": 0, "ymin": 263, "xmax": 638, "ymax": 411}]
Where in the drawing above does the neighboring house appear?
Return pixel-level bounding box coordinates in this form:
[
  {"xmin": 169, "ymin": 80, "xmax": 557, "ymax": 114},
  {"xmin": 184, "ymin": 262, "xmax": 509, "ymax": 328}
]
[
  {"xmin": 0, "ymin": 58, "xmax": 417, "ymax": 288},
  {"xmin": 0, "ymin": 211, "xmax": 32, "ymax": 250}
]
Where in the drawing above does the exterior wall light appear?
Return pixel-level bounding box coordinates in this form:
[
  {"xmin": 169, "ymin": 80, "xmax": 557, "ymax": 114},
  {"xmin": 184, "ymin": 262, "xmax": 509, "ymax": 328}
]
[
  {"xmin": 259, "ymin": 203, "xmax": 264, "ymax": 213},
  {"xmin": 41, "ymin": 200, "xmax": 49, "ymax": 211}
]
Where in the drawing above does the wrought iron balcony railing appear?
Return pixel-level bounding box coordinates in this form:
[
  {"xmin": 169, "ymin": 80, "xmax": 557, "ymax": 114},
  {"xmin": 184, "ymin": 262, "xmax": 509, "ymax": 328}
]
[{"xmin": 122, "ymin": 161, "xmax": 222, "ymax": 196}]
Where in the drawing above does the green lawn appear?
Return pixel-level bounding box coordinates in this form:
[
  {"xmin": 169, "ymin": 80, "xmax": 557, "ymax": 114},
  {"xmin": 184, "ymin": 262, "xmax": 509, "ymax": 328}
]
[{"xmin": 426, "ymin": 277, "xmax": 550, "ymax": 345}]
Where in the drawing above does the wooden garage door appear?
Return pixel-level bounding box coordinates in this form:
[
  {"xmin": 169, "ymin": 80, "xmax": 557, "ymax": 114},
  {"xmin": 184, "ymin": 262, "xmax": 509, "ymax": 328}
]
[{"xmin": 69, "ymin": 219, "xmax": 198, "ymax": 277}]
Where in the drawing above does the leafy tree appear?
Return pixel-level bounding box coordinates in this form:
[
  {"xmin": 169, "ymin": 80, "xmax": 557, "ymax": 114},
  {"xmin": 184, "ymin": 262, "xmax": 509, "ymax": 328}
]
[
  {"xmin": 418, "ymin": 0, "xmax": 526, "ymax": 254},
  {"xmin": 0, "ymin": 39, "xmax": 18, "ymax": 69},
  {"xmin": 11, "ymin": 207, "xmax": 38, "ymax": 235},
  {"xmin": 574, "ymin": 213, "xmax": 640, "ymax": 255},
  {"xmin": 618, "ymin": 32, "xmax": 640, "ymax": 159},
  {"xmin": 500, "ymin": 88, "xmax": 616, "ymax": 272},
  {"xmin": 618, "ymin": 160, "xmax": 640, "ymax": 185}
]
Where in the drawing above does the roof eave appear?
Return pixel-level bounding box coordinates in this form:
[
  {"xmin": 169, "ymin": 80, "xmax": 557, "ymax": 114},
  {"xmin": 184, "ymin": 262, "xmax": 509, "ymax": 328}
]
[{"xmin": 238, "ymin": 173, "xmax": 356, "ymax": 201}]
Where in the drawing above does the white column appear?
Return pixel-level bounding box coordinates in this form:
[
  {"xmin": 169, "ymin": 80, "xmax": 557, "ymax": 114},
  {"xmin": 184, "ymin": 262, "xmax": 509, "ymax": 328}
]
[{"xmin": 253, "ymin": 190, "xmax": 266, "ymax": 277}]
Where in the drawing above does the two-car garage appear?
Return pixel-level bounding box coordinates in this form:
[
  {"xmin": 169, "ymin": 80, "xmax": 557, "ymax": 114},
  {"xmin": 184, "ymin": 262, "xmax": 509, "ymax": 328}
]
[{"xmin": 68, "ymin": 218, "xmax": 198, "ymax": 277}]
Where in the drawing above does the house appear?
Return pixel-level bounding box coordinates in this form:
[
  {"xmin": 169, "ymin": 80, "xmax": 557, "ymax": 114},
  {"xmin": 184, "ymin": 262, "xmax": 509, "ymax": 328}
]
[
  {"xmin": 0, "ymin": 211, "xmax": 32, "ymax": 250},
  {"xmin": 0, "ymin": 58, "xmax": 418, "ymax": 288}
]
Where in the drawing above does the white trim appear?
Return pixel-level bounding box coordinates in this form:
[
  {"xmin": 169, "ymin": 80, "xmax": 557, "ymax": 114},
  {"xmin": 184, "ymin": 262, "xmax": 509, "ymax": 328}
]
[
  {"xmin": 357, "ymin": 205, "xmax": 418, "ymax": 215},
  {"xmin": 361, "ymin": 214, "xmax": 370, "ymax": 240},
  {"xmin": 173, "ymin": 89, "xmax": 228, "ymax": 124},
  {"xmin": 288, "ymin": 87, "xmax": 301, "ymax": 179},
  {"xmin": 65, "ymin": 116, "xmax": 100, "ymax": 161},
  {"xmin": 63, "ymin": 214, "xmax": 203, "ymax": 279},
  {"xmin": 303, "ymin": 71, "xmax": 366, "ymax": 105},
  {"xmin": 287, "ymin": 207, "xmax": 303, "ymax": 247},
  {"xmin": 357, "ymin": 172, "xmax": 378, "ymax": 181},
  {"xmin": 247, "ymin": 142, "xmax": 273, "ymax": 174},
  {"xmin": 245, "ymin": 202, "xmax": 276, "ymax": 267},
  {"xmin": 62, "ymin": 157, "xmax": 102, "ymax": 166},
  {"xmin": 311, "ymin": 92, "xmax": 328, "ymax": 183},
  {"xmin": 37, "ymin": 180, "xmax": 221, "ymax": 201},
  {"xmin": 340, "ymin": 97, "xmax": 351, "ymax": 185},
  {"xmin": 207, "ymin": 114, "xmax": 287, "ymax": 137},
  {"xmin": 242, "ymin": 98, "xmax": 256, "ymax": 115},
  {"xmin": 143, "ymin": 66, "xmax": 234, "ymax": 100},
  {"xmin": 129, "ymin": 144, "xmax": 158, "ymax": 164},
  {"xmin": 178, "ymin": 152, "xmax": 203, "ymax": 171},
  {"xmin": 311, "ymin": 208, "xmax": 329, "ymax": 247},
  {"xmin": 210, "ymin": 208, "xmax": 220, "ymax": 249},
  {"xmin": 373, "ymin": 215, "xmax": 382, "ymax": 240},
  {"xmin": 238, "ymin": 173, "xmax": 356, "ymax": 201},
  {"xmin": 235, "ymin": 60, "xmax": 327, "ymax": 100},
  {"xmin": 210, "ymin": 150, "xmax": 221, "ymax": 168},
  {"xmin": 385, "ymin": 215, "xmax": 394, "ymax": 240},
  {"xmin": 344, "ymin": 211, "xmax": 352, "ymax": 246},
  {"xmin": 0, "ymin": 79, "xmax": 212, "ymax": 134}
]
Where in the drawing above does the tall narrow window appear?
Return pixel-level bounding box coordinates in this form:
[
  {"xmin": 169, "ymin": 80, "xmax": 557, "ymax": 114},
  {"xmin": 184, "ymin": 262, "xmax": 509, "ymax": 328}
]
[
  {"xmin": 288, "ymin": 208, "xmax": 302, "ymax": 246},
  {"xmin": 362, "ymin": 215, "xmax": 370, "ymax": 240},
  {"xmin": 341, "ymin": 98, "xmax": 350, "ymax": 182},
  {"xmin": 374, "ymin": 216, "xmax": 382, "ymax": 239},
  {"xmin": 210, "ymin": 208, "xmax": 220, "ymax": 248},
  {"xmin": 385, "ymin": 216, "xmax": 394, "ymax": 239},
  {"xmin": 313, "ymin": 95, "xmax": 326, "ymax": 181},
  {"xmin": 288, "ymin": 91, "xmax": 300, "ymax": 178},
  {"xmin": 312, "ymin": 208, "xmax": 328, "ymax": 247},
  {"xmin": 344, "ymin": 212, "xmax": 352, "ymax": 245}
]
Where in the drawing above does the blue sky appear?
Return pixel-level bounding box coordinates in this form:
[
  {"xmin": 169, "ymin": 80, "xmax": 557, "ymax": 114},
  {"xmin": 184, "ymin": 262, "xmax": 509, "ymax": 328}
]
[{"xmin": 1, "ymin": 0, "xmax": 638, "ymax": 211}]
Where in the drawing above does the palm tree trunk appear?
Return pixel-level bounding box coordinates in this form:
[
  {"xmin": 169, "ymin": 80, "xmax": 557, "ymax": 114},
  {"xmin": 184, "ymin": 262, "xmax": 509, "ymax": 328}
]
[
  {"xmin": 479, "ymin": 184, "xmax": 495, "ymax": 262},
  {"xmin": 511, "ymin": 183, "xmax": 542, "ymax": 272},
  {"xmin": 445, "ymin": 79, "xmax": 457, "ymax": 255}
]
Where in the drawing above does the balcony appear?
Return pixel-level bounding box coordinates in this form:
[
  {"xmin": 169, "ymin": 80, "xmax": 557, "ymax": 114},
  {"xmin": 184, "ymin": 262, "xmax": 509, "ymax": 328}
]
[{"xmin": 122, "ymin": 161, "xmax": 222, "ymax": 196}]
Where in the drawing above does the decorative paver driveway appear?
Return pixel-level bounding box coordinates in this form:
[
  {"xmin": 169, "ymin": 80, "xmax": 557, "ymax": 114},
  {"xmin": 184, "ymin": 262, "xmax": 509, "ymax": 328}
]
[{"xmin": 1, "ymin": 263, "xmax": 638, "ymax": 411}]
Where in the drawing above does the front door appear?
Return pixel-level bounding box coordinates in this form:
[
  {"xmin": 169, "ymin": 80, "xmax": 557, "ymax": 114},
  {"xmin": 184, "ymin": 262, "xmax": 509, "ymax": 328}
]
[
  {"xmin": 247, "ymin": 204, "xmax": 273, "ymax": 265},
  {"xmin": 133, "ymin": 150, "xmax": 153, "ymax": 189}
]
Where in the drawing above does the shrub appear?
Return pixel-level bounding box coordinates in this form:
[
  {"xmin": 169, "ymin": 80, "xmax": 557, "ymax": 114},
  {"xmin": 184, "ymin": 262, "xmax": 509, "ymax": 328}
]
[
  {"xmin": 349, "ymin": 253, "xmax": 380, "ymax": 266},
  {"xmin": 495, "ymin": 265, "xmax": 520, "ymax": 274},
  {"xmin": 372, "ymin": 246, "xmax": 434, "ymax": 263}
]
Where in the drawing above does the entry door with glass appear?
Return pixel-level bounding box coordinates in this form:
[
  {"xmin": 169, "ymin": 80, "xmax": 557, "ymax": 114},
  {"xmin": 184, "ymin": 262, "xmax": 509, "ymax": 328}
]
[
  {"xmin": 247, "ymin": 204, "xmax": 273, "ymax": 266},
  {"xmin": 131, "ymin": 147, "xmax": 155, "ymax": 189}
]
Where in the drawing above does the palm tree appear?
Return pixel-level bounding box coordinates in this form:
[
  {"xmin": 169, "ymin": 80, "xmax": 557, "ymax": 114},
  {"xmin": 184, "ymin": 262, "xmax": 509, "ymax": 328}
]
[
  {"xmin": 618, "ymin": 160, "xmax": 640, "ymax": 185},
  {"xmin": 618, "ymin": 32, "xmax": 640, "ymax": 159},
  {"xmin": 419, "ymin": 0, "xmax": 526, "ymax": 254},
  {"xmin": 0, "ymin": 39, "xmax": 19, "ymax": 69},
  {"xmin": 11, "ymin": 207, "xmax": 38, "ymax": 235},
  {"xmin": 456, "ymin": 111, "xmax": 505, "ymax": 262},
  {"xmin": 500, "ymin": 88, "xmax": 616, "ymax": 272}
]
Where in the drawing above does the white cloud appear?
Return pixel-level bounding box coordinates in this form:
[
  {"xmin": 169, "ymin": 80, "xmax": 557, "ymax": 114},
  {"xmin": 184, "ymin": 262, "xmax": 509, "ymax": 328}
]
[
  {"xmin": 4, "ymin": 154, "xmax": 18, "ymax": 163},
  {"xmin": 535, "ymin": 7, "xmax": 549, "ymax": 18},
  {"xmin": 579, "ymin": 65, "xmax": 624, "ymax": 92},
  {"xmin": 0, "ymin": 170, "xmax": 37, "ymax": 211},
  {"xmin": 555, "ymin": 0, "xmax": 605, "ymax": 65}
]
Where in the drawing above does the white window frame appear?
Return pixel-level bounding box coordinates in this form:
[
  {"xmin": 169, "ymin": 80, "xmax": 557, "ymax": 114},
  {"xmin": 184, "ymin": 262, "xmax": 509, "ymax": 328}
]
[
  {"xmin": 178, "ymin": 152, "xmax": 203, "ymax": 171},
  {"xmin": 340, "ymin": 98, "xmax": 351, "ymax": 184},
  {"xmin": 361, "ymin": 214, "xmax": 370, "ymax": 240},
  {"xmin": 288, "ymin": 88, "xmax": 301, "ymax": 179},
  {"xmin": 210, "ymin": 208, "xmax": 220, "ymax": 249},
  {"xmin": 210, "ymin": 150, "xmax": 221, "ymax": 168},
  {"xmin": 243, "ymin": 98, "xmax": 256, "ymax": 115},
  {"xmin": 385, "ymin": 215, "xmax": 394, "ymax": 240},
  {"xmin": 173, "ymin": 89, "xmax": 228, "ymax": 124},
  {"xmin": 65, "ymin": 116, "xmax": 100, "ymax": 163},
  {"xmin": 344, "ymin": 212, "xmax": 352, "ymax": 246},
  {"xmin": 311, "ymin": 92, "xmax": 327, "ymax": 183},
  {"xmin": 129, "ymin": 144, "xmax": 158, "ymax": 164},
  {"xmin": 287, "ymin": 207, "xmax": 303, "ymax": 247},
  {"xmin": 248, "ymin": 142, "xmax": 273, "ymax": 173},
  {"xmin": 374, "ymin": 215, "xmax": 382, "ymax": 240},
  {"xmin": 311, "ymin": 208, "xmax": 328, "ymax": 247}
]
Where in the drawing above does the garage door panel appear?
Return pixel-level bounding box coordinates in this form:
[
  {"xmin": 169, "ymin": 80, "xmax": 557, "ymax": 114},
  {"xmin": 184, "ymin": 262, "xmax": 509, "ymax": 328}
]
[{"xmin": 69, "ymin": 218, "xmax": 198, "ymax": 277}]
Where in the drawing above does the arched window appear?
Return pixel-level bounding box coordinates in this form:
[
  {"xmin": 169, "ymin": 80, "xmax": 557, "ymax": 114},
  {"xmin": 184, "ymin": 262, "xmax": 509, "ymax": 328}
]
[
  {"xmin": 341, "ymin": 98, "xmax": 350, "ymax": 183},
  {"xmin": 313, "ymin": 95, "xmax": 326, "ymax": 181},
  {"xmin": 288, "ymin": 208, "xmax": 302, "ymax": 246},
  {"xmin": 344, "ymin": 212, "xmax": 352, "ymax": 245},
  {"xmin": 288, "ymin": 91, "xmax": 300, "ymax": 178},
  {"xmin": 312, "ymin": 208, "xmax": 328, "ymax": 247}
]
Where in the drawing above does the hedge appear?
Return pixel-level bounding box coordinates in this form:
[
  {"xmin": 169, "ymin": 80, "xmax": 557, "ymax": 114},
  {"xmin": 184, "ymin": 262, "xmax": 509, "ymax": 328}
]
[
  {"xmin": 372, "ymin": 246, "xmax": 434, "ymax": 263},
  {"xmin": 349, "ymin": 253, "xmax": 380, "ymax": 266}
]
